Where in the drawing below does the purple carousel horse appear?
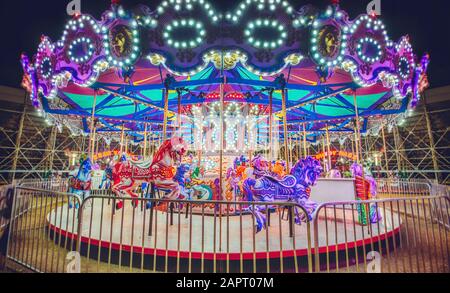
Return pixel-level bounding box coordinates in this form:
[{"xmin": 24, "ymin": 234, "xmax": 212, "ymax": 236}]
[
  {"xmin": 252, "ymin": 154, "xmax": 271, "ymax": 178},
  {"xmin": 243, "ymin": 156, "xmax": 323, "ymax": 233}
]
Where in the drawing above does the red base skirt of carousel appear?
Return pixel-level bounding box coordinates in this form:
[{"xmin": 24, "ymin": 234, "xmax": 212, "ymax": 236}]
[{"xmin": 46, "ymin": 202, "xmax": 401, "ymax": 273}]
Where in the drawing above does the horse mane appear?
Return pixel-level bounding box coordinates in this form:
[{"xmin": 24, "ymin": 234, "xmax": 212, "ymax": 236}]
[
  {"xmin": 152, "ymin": 139, "xmax": 172, "ymax": 165},
  {"xmin": 292, "ymin": 157, "xmax": 322, "ymax": 177},
  {"xmin": 77, "ymin": 159, "xmax": 91, "ymax": 178}
]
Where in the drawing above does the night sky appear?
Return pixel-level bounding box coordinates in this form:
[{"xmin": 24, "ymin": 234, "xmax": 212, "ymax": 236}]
[{"xmin": 1, "ymin": 0, "xmax": 449, "ymax": 89}]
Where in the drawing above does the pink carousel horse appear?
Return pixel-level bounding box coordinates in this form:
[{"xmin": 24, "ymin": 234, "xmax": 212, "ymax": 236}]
[{"xmin": 112, "ymin": 137, "xmax": 187, "ymax": 210}]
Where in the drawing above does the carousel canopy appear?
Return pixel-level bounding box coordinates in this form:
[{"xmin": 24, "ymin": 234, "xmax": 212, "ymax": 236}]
[{"xmin": 21, "ymin": 0, "xmax": 429, "ymax": 143}]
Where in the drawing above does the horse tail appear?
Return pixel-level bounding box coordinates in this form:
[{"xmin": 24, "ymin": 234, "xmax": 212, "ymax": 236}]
[{"xmin": 242, "ymin": 178, "xmax": 256, "ymax": 202}]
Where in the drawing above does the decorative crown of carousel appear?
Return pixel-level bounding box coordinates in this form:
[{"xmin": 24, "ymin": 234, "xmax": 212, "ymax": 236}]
[{"xmin": 21, "ymin": 0, "xmax": 429, "ymax": 142}]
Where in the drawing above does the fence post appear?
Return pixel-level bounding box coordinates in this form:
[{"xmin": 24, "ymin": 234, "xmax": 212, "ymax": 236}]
[
  {"xmin": 313, "ymin": 206, "xmax": 321, "ymax": 273},
  {"xmin": 76, "ymin": 197, "xmax": 84, "ymax": 258},
  {"xmin": 3, "ymin": 185, "xmax": 18, "ymax": 270}
]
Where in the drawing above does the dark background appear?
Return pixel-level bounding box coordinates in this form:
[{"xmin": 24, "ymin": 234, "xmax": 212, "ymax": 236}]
[{"xmin": 1, "ymin": 0, "xmax": 449, "ymax": 89}]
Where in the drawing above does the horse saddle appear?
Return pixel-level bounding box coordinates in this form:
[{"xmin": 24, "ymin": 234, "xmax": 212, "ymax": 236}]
[
  {"xmin": 118, "ymin": 161, "xmax": 152, "ymax": 178},
  {"xmin": 128, "ymin": 158, "xmax": 153, "ymax": 169},
  {"xmin": 70, "ymin": 178, "xmax": 91, "ymax": 191},
  {"xmin": 264, "ymin": 174, "xmax": 297, "ymax": 188}
]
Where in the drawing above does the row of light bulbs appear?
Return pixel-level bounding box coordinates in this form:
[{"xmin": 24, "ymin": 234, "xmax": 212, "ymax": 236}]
[
  {"xmin": 33, "ymin": 2, "xmax": 419, "ymax": 123},
  {"xmin": 68, "ymin": 37, "xmax": 95, "ymax": 63},
  {"xmin": 163, "ymin": 19, "xmax": 206, "ymax": 49},
  {"xmin": 245, "ymin": 19, "xmax": 287, "ymax": 49},
  {"xmin": 225, "ymin": 0, "xmax": 293, "ymax": 23},
  {"xmin": 36, "ymin": 3, "xmax": 407, "ymax": 80},
  {"xmin": 356, "ymin": 37, "xmax": 383, "ymax": 64},
  {"xmin": 157, "ymin": 0, "xmax": 220, "ymax": 23}
]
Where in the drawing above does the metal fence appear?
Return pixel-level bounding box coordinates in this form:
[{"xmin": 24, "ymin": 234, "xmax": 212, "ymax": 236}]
[
  {"xmin": 2, "ymin": 182, "xmax": 450, "ymax": 273},
  {"xmin": 5, "ymin": 187, "xmax": 80, "ymax": 272},
  {"xmin": 376, "ymin": 179, "xmax": 432, "ymax": 198},
  {"xmin": 312, "ymin": 196, "xmax": 449, "ymax": 273},
  {"xmin": 17, "ymin": 178, "xmax": 69, "ymax": 193},
  {"xmin": 0, "ymin": 185, "xmax": 13, "ymax": 235},
  {"xmin": 5, "ymin": 187, "xmax": 314, "ymax": 273},
  {"xmin": 0, "ymin": 185, "xmax": 14, "ymax": 270}
]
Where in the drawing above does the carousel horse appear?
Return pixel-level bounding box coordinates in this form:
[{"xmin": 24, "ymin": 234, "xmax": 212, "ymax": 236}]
[
  {"xmin": 243, "ymin": 157, "xmax": 322, "ymax": 233},
  {"xmin": 191, "ymin": 165, "xmax": 201, "ymax": 180},
  {"xmin": 189, "ymin": 184, "xmax": 215, "ymax": 201},
  {"xmin": 226, "ymin": 156, "xmax": 254, "ymax": 201},
  {"xmin": 174, "ymin": 163, "xmax": 212, "ymax": 201},
  {"xmin": 112, "ymin": 137, "xmax": 187, "ymax": 210},
  {"xmin": 68, "ymin": 158, "xmax": 92, "ymax": 209},
  {"xmin": 174, "ymin": 164, "xmax": 192, "ymax": 199},
  {"xmin": 251, "ymin": 155, "xmax": 270, "ymax": 178},
  {"xmin": 99, "ymin": 164, "xmax": 113, "ymax": 190},
  {"xmin": 226, "ymin": 154, "xmax": 265, "ymax": 203},
  {"xmin": 351, "ymin": 163, "xmax": 382, "ymax": 225},
  {"xmin": 180, "ymin": 162, "xmax": 218, "ymax": 201},
  {"xmin": 226, "ymin": 167, "xmax": 241, "ymax": 202}
]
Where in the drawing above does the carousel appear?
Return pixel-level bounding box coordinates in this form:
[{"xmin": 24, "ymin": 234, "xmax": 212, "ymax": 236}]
[{"xmin": 20, "ymin": 0, "xmax": 429, "ymax": 272}]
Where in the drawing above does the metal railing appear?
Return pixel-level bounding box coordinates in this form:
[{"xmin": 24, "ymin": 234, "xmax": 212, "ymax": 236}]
[
  {"xmin": 376, "ymin": 179, "xmax": 432, "ymax": 198},
  {"xmin": 17, "ymin": 177, "xmax": 108, "ymax": 193},
  {"xmin": 312, "ymin": 196, "xmax": 449, "ymax": 273},
  {"xmin": 0, "ymin": 185, "xmax": 13, "ymax": 233},
  {"xmin": 5, "ymin": 187, "xmax": 80, "ymax": 273},
  {"xmin": 17, "ymin": 178, "xmax": 70, "ymax": 193},
  {"xmin": 6, "ymin": 187, "xmax": 314, "ymax": 273},
  {"xmin": 2, "ymin": 181, "xmax": 450, "ymax": 273},
  {"xmin": 0, "ymin": 185, "xmax": 14, "ymax": 270}
]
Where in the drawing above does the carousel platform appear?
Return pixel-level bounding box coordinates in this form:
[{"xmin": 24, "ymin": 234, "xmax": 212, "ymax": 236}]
[{"xmin": 46, "ymin": 201, "xmax": 401, "ymax": 272}]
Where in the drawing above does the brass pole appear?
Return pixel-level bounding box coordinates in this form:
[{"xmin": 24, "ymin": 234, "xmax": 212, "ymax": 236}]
[
  {"xmin": 143, "ymin": 123, "xmax": 148, "ymax": 159},
  {"xmin": 281, "ymin": 89, "xmax": 290, "ymax": 173},
  {"xmin": 178, "ymin": 90, "xmax": 182, "ymax": 137},
  {"xmin": 248, "ymin": 104, "xmax": 253, "ymax": 162},
  {"xmin": 351, "ymin": 134, "xmax": 355, "ymax": 162},
  {"xmin": 322, "ymin": 135, "xmax": 326, "ymax": 171},
  {"xmin": 120, "ymin": 123, "xmax": 125, "ymax": 154},
  {"xmin": 353, "ymin": 91, "xmax": 362, "ymax": 164},
  {"xmin": 288, "ymin": 134, "xmax": 293, "ymax": 168},
  {"xmin": 219, "ymin": 54, "xmax": 225, "ymax": 199},
  {"xmin": 88, "ymin": 91, "xmax": 97, "ymax": 158},
  {"xmin": 94, "ymin": 130, "xmax": 99, "ymax": 159},
  {"xmin": 163, "ymin": 88, "xmax": 169, "ymax": 141},
  {"xmin": 326, "ymin": 124, "xmax": 332, "ymax": 171},
  {"xmin": 353, "ymin": 127, "xmax": 360, "ymax": 164},
  {"xmin": 269, "ymin": 90, "xmax": 273, "ymax": 161},
  {"xmin": 303, "ymin": 123, "xmax": 308, "ymax": 157},
  {"xmin": 91, "ymin": 124, "xmax": 97, "ymax": 159}
]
